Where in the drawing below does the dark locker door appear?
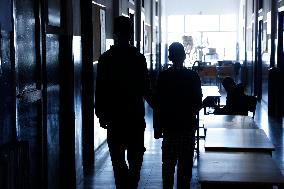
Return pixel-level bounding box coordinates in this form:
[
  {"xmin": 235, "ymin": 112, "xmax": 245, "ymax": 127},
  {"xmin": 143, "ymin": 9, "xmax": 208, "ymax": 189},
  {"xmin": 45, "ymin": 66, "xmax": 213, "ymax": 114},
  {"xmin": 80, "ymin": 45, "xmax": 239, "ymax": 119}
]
[
  {"xmin": 0, "ymin": 0, "xmax": 16, "ymax": 145},
  {"xmin": 14, "ymin": 0, "xmax": 76, "ymax": 188},
  {"xmin": 14, "ymin": 0, "xmax": 43, "ymax": 188}
]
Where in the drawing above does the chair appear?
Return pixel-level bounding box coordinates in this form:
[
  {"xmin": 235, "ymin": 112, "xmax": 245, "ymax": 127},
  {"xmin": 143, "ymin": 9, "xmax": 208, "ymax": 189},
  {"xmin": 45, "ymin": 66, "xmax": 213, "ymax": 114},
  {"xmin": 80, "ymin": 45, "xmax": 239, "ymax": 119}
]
[
  {"xmin": 200, "ymin": 66, "xmax": 217, "ymax": 85},
  {"xmin": 195, "ymin": 113, "xmax": 207, "ymax": 158},
  {"xmin": 246, "ymin": 95, "xmax": 257, "ymax": 118},
  {"xmin": 212, "ymin": 95, "xmax": 257, "ymax": 118},
  {"xmin": 202, "ymin": 96, "xmax": 220, "ymax": 115}
]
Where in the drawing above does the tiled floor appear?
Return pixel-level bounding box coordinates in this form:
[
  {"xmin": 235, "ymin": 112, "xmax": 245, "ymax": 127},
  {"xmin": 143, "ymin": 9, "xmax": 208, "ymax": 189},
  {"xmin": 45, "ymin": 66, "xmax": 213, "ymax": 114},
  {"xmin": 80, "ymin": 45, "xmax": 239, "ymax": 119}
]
[{"xmin": 79, "ymin": 94, "xmax": 284, "ymax": 189}]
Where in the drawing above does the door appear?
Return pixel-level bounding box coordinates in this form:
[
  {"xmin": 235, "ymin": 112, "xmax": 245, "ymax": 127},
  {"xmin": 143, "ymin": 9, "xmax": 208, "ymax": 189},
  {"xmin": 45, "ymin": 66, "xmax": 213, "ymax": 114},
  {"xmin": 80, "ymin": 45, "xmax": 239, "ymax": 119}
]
[
  {"xmin": 14, "ymin": 0, "xmax": 43, "ymax": 188},
  {"xmin": 0, "ymin": 0, "xmax": 16, "ymax": 145}
]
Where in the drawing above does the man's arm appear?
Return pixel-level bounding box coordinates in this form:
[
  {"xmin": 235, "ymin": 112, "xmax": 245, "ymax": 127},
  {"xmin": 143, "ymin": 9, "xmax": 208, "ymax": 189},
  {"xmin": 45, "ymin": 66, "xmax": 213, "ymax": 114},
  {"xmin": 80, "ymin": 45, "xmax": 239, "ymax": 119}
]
[
  {"xmin": 152, "ymin": 72, "xmax": 167, "ymax": 139},
  {"xmin": 193, "ymin": 71, "xmax": 203, "ymax": 112},
  {"xmin": 94, "ymin": 56, "xmax": 109, "ymax": 129},
  {"xmin": 141, "ymin": 55, "xmax": 154, "ymax": 108}
]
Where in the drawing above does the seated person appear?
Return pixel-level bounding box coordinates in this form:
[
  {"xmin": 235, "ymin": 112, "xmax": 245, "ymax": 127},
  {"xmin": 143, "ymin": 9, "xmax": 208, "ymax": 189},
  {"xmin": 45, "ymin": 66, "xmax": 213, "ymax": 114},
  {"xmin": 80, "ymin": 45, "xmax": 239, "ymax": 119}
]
[{"xmin": 214, "ymin": 77, "xmax": 248, "ymax": 115}]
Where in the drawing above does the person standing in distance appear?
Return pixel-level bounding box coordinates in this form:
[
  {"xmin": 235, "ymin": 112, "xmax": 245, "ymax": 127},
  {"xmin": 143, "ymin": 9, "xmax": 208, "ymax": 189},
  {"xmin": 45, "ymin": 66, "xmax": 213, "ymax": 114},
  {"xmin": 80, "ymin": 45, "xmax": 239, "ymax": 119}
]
[
  {"xmin": 154, "ymin": 42, "xmax": 202, "ymax": 189},
  {"xmin": 95, "ymin": 16, "xmax": 152, "ymax": 189}
]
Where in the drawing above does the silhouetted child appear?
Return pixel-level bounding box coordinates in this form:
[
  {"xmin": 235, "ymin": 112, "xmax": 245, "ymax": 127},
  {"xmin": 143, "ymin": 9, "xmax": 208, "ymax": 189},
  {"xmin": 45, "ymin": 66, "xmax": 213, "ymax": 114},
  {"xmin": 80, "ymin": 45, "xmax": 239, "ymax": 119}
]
[{"xmin": 154, "ymin": 42, "xmax": 202, "ymax": 189}]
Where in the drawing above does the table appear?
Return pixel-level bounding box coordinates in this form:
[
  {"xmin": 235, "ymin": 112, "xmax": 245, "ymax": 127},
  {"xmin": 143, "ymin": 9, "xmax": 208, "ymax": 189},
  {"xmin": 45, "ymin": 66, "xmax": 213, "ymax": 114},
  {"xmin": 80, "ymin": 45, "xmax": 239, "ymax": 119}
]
[
  {"xmin": 201, "ymin": 86, "xmax": 221, "ymax": 100},
  {"xmin": 201, "ymin": 86, "xmax": 221, "ymax": 115},
  {"xmin": 196, "ymin": 86, "xmax": 221, "ymax": 155},
  {"xmin": 204, "ymin": 128, "xmax": 275, "ymax": 154},
  {"xmin": 198, "ymin": 152, "xmax": 284, "ymax": 189},
  {"xmin": 202, "ymin": 115, "xmax": 257, "ymax": 129}
]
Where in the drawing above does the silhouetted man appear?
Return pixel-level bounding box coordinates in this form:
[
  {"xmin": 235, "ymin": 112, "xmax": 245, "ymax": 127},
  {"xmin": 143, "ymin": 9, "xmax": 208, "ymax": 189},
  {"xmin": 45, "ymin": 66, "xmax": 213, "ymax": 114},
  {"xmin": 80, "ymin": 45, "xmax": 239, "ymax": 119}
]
[
  {"xmin": 154, "ymin": 42, "xmax": 202, "ymax": 189},
  {"xmin": 95, "ymin": 16, "xmax": 151, "ymax": 189}
]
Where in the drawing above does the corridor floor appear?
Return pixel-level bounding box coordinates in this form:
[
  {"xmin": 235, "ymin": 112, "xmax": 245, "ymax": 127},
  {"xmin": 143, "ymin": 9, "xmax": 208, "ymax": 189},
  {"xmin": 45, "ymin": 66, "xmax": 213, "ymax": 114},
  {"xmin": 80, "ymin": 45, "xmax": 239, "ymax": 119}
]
[{"xmin": 79, "ymin": 98, "xmax": 284, "ymax": 189}]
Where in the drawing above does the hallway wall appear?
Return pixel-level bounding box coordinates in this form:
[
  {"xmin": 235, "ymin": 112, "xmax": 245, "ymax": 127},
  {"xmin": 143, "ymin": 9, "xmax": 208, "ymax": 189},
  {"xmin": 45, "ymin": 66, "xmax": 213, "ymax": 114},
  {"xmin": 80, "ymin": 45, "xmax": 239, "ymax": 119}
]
[
  {"xmin": 73, "ymin": 0, "xmax": 84, "ymax": 185},
  {"xmin": 92, "ymin": 0, "xmax": 113, "ymax": 151}
]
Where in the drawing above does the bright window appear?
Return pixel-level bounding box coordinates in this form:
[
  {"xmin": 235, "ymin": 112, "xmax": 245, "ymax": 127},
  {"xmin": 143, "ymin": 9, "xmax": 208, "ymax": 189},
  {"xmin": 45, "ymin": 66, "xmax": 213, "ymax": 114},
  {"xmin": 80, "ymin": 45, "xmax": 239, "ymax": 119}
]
[
  {"xmin": 220, "ymin": 14, "xmax": 237, "ymax": 31},
  {"xmin": 167, "ymin": 33, "xmax": 183, "ymax": 44},
  {"xmin": 168, "ymin": 15, "xmax": 184, "ymax": 33},
  {"xmin": 203, "ymin": 32, "xmax": 236, "ymax": 60},
  {"xmin": 167, "ymin": 14, "xmax": 237, "ymax": 61},
  {"xmin": 185, "ymin": 15, "xmax": 219, "ymax": 32}
]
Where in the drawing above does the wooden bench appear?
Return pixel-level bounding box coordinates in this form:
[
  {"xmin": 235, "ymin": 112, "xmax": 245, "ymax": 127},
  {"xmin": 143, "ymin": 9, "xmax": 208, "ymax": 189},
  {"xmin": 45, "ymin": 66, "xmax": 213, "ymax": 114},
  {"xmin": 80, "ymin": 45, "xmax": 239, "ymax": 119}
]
[{"xmin": 198, "ymin": 152, "xmax": 284, "ymax": 189}]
